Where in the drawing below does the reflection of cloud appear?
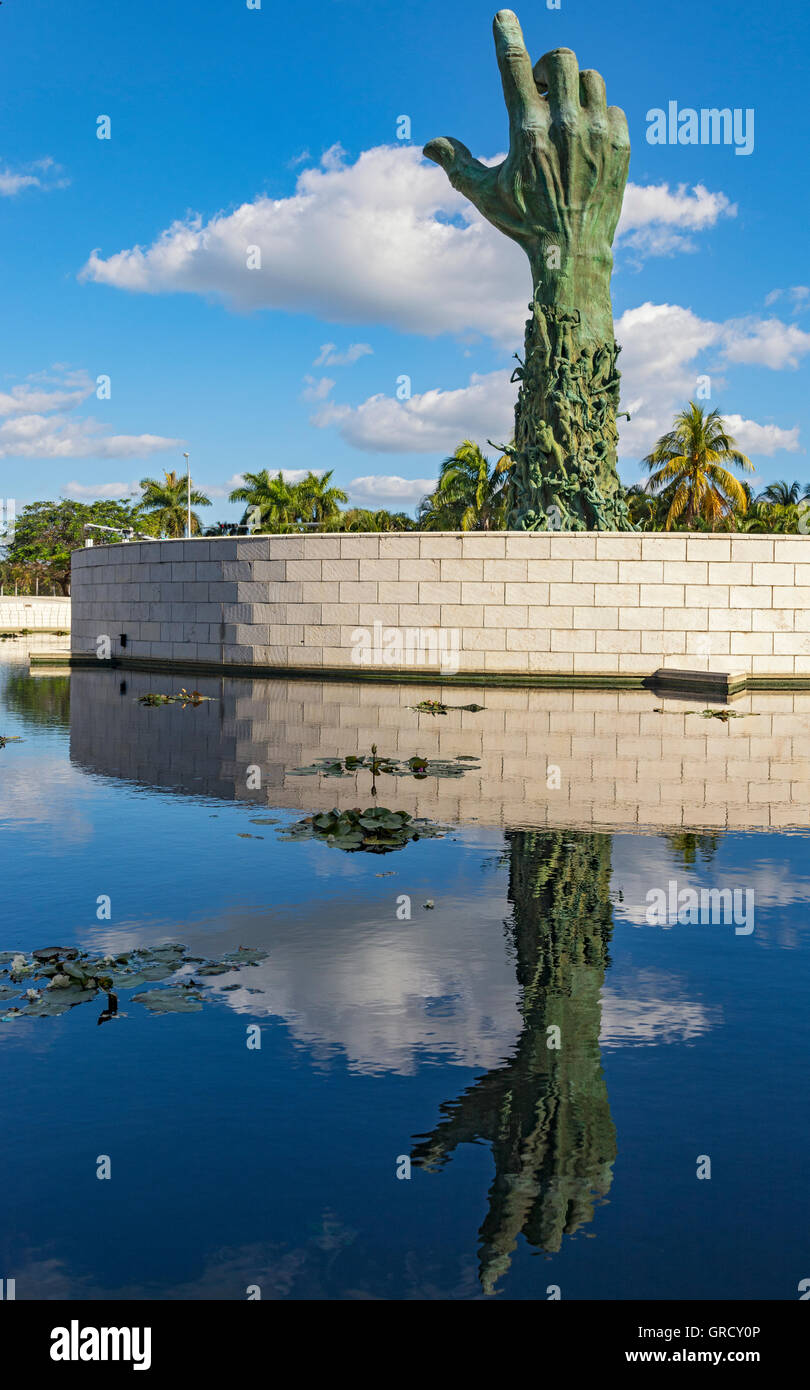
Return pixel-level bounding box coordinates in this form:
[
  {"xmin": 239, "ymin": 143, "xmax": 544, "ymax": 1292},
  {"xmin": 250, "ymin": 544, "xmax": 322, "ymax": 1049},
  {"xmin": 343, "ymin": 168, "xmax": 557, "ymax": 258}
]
[
  {"xmin": 0, "ymin": 751, "xmax": 94, "ymax": 848},
  {"xmin": 600, "ymin": 971, "xmax": 717, "ymax": 1048},
  {"xmin": 9, "ymin": 1228, "xmax": 480, "ymax": 1300},
  {"xmin": 212, "ymin": 894, "xmax": 523, "ymax": 1076},
  {"xmin": 610, "ymin": 837, "xmax": 810, "ymax": 928}
]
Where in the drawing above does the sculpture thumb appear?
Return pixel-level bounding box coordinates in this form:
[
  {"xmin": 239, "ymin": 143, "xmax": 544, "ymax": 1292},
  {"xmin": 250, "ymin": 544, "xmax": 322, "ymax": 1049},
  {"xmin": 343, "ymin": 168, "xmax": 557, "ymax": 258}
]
[{"xmin": 423, "ymin": 136, "xmax": 467, "ymax": 171}]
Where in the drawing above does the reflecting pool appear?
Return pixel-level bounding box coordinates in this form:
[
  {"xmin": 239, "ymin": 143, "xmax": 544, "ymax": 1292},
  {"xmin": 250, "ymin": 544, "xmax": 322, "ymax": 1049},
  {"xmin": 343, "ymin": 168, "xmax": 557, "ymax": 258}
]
[{"xmin": 1, "ymin": 643, "xmax": 808, "ymax": 1299}]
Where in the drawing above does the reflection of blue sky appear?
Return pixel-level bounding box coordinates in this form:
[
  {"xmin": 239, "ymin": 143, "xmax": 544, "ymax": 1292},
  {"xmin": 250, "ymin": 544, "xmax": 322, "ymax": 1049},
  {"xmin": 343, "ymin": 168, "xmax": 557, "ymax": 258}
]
[
  {"xmin": 610, "ymin": 833, "xmax": 810, "ymax": 941},
  {"xmin": 600, "ymin": 969, "xmax": 718, "ymax": 1048},
  {"xmin": 6, "ymin": 658, "xmax": 810, "ymax": 1299},
  {"xmin": 89, "ymin": 887, "xmax": 525, "ymax": 1077}
]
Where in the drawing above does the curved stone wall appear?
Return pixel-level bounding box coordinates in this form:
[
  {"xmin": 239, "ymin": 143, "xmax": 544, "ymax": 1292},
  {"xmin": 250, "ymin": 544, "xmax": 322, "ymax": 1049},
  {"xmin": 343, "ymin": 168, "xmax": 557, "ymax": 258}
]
[{"xmin": 70, "ymin": 531, "xmax": 810, "ymax": 683}]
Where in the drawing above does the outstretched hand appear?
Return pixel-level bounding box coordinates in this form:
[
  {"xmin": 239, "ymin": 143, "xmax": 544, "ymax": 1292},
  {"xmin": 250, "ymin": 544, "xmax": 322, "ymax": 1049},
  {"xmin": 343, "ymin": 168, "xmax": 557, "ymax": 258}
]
[{"xmin": 424, "ymin": 10, "xmax": 629, "ymax": 281}]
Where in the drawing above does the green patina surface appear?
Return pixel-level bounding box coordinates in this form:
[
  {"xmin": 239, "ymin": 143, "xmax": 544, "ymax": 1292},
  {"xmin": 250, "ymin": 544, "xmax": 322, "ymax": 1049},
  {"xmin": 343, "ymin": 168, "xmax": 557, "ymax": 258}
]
[{"xmin": 424, "ymin": 10, "xmax": 634, "ymax": 531}]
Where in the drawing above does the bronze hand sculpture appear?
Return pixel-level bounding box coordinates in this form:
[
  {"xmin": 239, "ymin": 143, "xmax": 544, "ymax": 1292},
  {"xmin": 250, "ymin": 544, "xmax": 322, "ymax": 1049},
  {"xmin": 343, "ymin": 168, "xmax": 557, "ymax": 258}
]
[{"xmin": 425, "ymin": 10, "xmax": 634, "ymax": 530}]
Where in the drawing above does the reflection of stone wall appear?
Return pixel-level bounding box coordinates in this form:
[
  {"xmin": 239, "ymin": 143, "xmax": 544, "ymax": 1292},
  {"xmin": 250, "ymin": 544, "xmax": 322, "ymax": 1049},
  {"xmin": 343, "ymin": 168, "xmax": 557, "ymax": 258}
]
[
  {"xmin": 71, "ymin": 532, "xmax": 810, "ymax": 679},
  {"xmin": 0, "ymin": 596, "xmax": 70, "ymax": 630},
  {"xmin": 69, "ymin": 668, "xmax": 810, "ymax": 831}
]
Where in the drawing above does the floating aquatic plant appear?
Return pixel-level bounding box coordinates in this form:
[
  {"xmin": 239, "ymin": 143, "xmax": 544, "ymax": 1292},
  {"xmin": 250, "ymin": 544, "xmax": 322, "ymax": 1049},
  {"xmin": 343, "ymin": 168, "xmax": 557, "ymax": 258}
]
[
  {"xmin": 0, "ymin": 942, "xmax": 267, "ymax": 1023},
  {"xmin": 280, "ymin": 806, "xmax": 451, "ymax": 854},
  {"xmin": 289, "ymin": 747, "xmax": 479, "ymax": 781},
  {"xmin": 698, "ymin": 708, "xmax": 759, "ymax": 722},
  {"xmin": 652, "ymin": 707, "xmax": 759, "ymax": 721},
  {"xmin": 137, "ymin": 689, "xmax": 213, "ymax": 708},
  {"xmin": 410, "ymin": 700, "xmax": 485, "ymax": 715}
]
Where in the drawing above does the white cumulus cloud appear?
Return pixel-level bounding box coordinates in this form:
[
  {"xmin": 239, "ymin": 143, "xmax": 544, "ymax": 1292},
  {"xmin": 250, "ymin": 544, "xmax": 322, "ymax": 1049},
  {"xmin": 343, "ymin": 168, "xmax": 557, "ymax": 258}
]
[
  {"xmin": 348, "ymin": 475, "xmax": 438, "ymax": 503},
  {"xmin": 62, "ymin": 480, "xmax": 140, "ymax": 500},
  {"xmin": 720, "ymin": 415, "xmax": 800, "ymax": 456},
  {"xmin": 80, "ymin": 145, "xmax": 736, "ymax": 346},
  {"xmin": 0, "ymin": 157, "xmax": 69, "ymax": 196},
  {"xmin": 618, "ymin": 182, "xmax": 736, "ymax": 256},
  {"xmin": 313, "ymin": 369, "xmax": 515, "ymax": 454},
  {"xmin": 0, "ymin": 369, "xmax": 182, "ymax": 460},
  {"xmin": 300, "ymin": 375, "xmax": 335, "ymax": 401},
  {"xmin": 313, "ymin": 342, "xmax": 373, "ymax": 367},
  {"xmin": 721, "ymin": 317, "xmax": 810, "ymax": 370},
  {"xmin": 313, "ymin": 304, "xmax": 802, "ymax": 466}
]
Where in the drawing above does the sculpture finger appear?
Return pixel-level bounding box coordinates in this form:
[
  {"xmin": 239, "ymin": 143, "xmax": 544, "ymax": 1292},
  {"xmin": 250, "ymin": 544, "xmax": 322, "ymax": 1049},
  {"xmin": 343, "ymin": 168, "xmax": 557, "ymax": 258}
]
[
  {"xmin": 607, "ymin": 105, "xmax": 631, "ymax": 151},
  {"xmin": 533, "ymin": 48, "xmax": 581, "ymax": 124},
  {"xmin": 423, "ymin": 137, "xmax": 497, "ymax": 208},
  {"xmin": 493, "ymin": 10, "xmax": 540, "ymax": 126},
  {"xmin": 579, "ymin": 69, "xmax": 607, "ymax": 115}
]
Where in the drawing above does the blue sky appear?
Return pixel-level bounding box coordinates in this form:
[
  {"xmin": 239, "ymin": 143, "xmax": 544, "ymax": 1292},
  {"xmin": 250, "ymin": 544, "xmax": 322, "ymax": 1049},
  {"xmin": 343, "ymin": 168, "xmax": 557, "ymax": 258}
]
[{"xmin": 2, "ymin": 0, "xmax": 809, "ymax": 520}]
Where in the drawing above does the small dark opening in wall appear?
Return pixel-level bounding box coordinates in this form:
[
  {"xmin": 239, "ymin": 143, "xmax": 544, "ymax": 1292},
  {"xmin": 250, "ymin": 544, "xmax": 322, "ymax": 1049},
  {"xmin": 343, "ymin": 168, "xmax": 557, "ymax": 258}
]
[
  {"xmin": 119, "ymin": 633, "xmax": 127, "ymax": 649},
  {"xmin": 119, "ymin": 681, "xmax": 127, "ymax": 695}
]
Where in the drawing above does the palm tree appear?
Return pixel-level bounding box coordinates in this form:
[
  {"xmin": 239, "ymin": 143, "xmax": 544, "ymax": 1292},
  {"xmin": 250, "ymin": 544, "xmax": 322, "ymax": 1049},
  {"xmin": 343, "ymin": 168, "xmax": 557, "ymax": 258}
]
[
  {"xmin": 643, "ymin": 404, "xmax": 753, "ymax": 531},
  {"xmin": 418, "ymin": 440, "xmax": 509, "ymax": 531},
  {"xmin": 756, "ymin": 480, "xmax": 803, "ymax": 507},
  {"xmin": 228, "ymin": 470, "xmax": 297, "ymax": 532},
  {"xmin": 625, "ymin": 483, "xmax": 674, "ymax": 531},
  {"xmin": 137, "ymin": 470, "xmax": 211, "ymax": 537},
  {"xmin": 738, "ymin": 480, "xmax": 810, "ymax": 534},
  {"xmin": 293, "ymin": 470, "xmax": 348, "ymax": 527},
  {"xmin": 338, "ymin": 508, "xmax": 417, "ymax": 532}
]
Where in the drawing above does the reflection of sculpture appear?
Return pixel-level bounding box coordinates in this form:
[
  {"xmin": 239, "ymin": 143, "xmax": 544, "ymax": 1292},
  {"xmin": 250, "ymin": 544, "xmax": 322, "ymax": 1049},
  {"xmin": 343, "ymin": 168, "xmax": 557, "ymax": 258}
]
[
  {"xmin": 425, "ymin": 10, "xmax": 634, "ymax": 530},
  {"xmin": 412, "ymin": 831, "xmax": 616, "ymax": 1295}
]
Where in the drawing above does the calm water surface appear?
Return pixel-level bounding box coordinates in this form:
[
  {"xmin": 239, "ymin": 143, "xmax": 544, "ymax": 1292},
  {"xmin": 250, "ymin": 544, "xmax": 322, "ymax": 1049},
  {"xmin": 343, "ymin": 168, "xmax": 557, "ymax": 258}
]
[{"xmin": 1, "ymin": 645, "xmax": 808, "ymax": 1299}]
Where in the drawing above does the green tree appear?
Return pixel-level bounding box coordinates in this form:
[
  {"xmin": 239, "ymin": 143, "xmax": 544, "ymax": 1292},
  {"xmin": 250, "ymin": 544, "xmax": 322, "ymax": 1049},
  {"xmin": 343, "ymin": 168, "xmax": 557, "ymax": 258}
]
[
  {"xmin": 418, "ymin": 440, "xmax": 509, "ymax": 531},
  {"xmin": 293, "ymin": 470, "xmax": 348, "ymax": 527},
  {"xmin": 228, "ymin": 470, "xmax": 298, "ymax": 532},
  {"xmin": 756, "ymin": 479, "xmax": 805, "ymax": 507},
  {"xmin": 337, "ymin": 508, "xmax": 417, "ymax": 532},
  {"xmin": 624, "ymin": 483, "xmax": 676, "ymax": 531},
  {"xmin": 137, "ymin": 470, "xmax": 210, "ymax": 537},
  {"xmin": 643, "ymin": 404, "xmax": 753, "ymax": 530},
  {"xmin": 1, "ymin": 499, "xmax": 141, "ymax": 594},
  {"xmin": 3, "ymin": 672, "xmax": 70, "ymax": 728}
]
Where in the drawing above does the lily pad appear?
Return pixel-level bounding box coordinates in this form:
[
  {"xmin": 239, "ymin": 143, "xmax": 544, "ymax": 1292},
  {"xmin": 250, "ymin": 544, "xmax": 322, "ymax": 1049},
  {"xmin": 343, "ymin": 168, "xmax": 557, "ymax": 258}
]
[
  {"xmin": 109, "ymin": 971, "xmax": 148, "ymax": 990},
  {"xmin": 132, "ymin": 987, "xmax": 204, "ymax": 1014},
  {"xmin": 137, "ymin": 689, "xmax": 213, "ymax": 708},
  {"xmin": 137, "ymin": 962, "xmax": 177, "ymax": 982},
  {"xmin": 410, "ymin": 700, "xmax": 485, "ymax": 715},
  {"xmin": 280, "ymin": 806, "xmax": 451, "ymax": 854},
  {"xmin": 287, "ymin": 752, "xmax": 479, "ymax": 781},
  {"xmin": 0, "ymin": 939, "xmax": 268, "ymax": 1023},
  {"xmin": 221, "ymin": 947, "xmax": 268, "ymax": 966},
  {"xmin": 25, "ymin": 986, "xmax": 99, "ymax": 1017},
  {"xmin": 695, "ymin": 708, "xmax": 760, "ymax": 722}
]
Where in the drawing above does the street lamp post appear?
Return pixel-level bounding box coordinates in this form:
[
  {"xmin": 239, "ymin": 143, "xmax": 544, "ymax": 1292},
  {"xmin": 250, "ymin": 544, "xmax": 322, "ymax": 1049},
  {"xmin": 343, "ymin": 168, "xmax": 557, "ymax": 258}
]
[{"xmin": 183, "ymin": 452, "xmax": 191, "ymax": 539}]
